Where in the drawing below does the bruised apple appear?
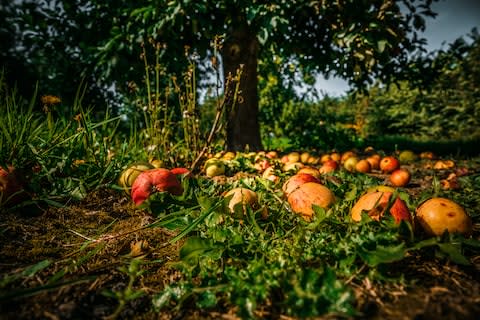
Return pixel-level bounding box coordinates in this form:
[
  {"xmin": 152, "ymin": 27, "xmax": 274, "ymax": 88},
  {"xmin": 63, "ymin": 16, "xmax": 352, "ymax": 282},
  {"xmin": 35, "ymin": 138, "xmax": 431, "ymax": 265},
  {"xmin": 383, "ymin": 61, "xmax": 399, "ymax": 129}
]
[
  {"xmin": 283, "ymin": 161, "xmax": 304, "ymax": 172},
  {"xmin": 224, "ymin": 187, "xmax": 259, "ymax": 215},
  {"xmin": 282, "ymin": 173, "xmax": 321, "ymax": 197},
  {"xmin": 262, "ymin": 167, "xmax": 279, "ymax": 183},
  {"xmin": 350, "ymin": 191, "xmax": 411, "ymax": 224},
  {"xmin": 415, "ymin": 198, "xmax": 472, "ymax": 237},
  {"xmin": 287, "ymin": 182, "xmax": 335, "ymax": 221},
  {"xmin": 131, "ymin": 168, "xmax": 183, "ymax": 205}
]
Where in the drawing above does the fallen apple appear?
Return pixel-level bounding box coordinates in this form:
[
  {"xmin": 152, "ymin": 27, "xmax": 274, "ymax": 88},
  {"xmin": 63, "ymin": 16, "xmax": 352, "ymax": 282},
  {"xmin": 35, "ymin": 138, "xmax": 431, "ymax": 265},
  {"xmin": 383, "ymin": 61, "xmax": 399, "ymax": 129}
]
[
  {"xmin": 366, "ymin": 154, "xmax": 381, "ymax": 170},
  {"xmin": 131, "ymin": 168, "xmax": 183, "ymax": 205},
  {"xmin": 341, "ymin": 151, "xmax": 356, "ymax": 163},
  {"xmin": 380, "ymin": 156, "xmax": 400, "ymax": 173},
  {"xmin": 224, "ymin": 187, "xmax": 259, "ymax": 215},
  {"xmin": 287, "ymin": 182, "xmax": 335, "ymax": 221},
  {"xmin": 389, "ymin": 168, "xmax": 411, "ymax": 187},
  {"xmin": 287, "ymin": 151, "xmax": 301, "ymax": 163},
  {"xmin": 283, "ymin": 161, "xmax": 304, "ymax": 172},
  {"xmin": 118, "ymin": 162, "xmax": 155, "ymax": 195},
  {"xmin": 398, "ymin": 150, "xmax": 418, "ymax": 163},
  {"xmin": 319, "ymin": 160, "xmax": 338, "ymax": 174},
  {"xmin": 355, "ymin": 159, "xmax": 371, "ymax": 173},
  {"xmin": 170, "ymin": 167, "xmax": 191, "ymax": 177},
  {"xmin": 343, "ymin": 156, "xmax": 359, "ymax": 172},
  {"xmin": 297, "ymin": 166, "xmax": 321, "ymax": 179},
  {"xmin": 282, "ymin": 173, "xmax": 321, "ymax": 197},
  {"xmin": 0, "ymin": 166, "xmax": 28, "ymax": 207},
  {"xmin": 204, "ymin": 158, "xmax": 226, "ymax": 177},
  {"xmin": 350, "ymin": 191, "xmax": 411, "ymax": 224},
  {"xmin": 415, "ymin": 197, "xmax": 472, "ymax": 237},
  {"xmin": 262, "ymin": 167, "xmax": 280, "ymax": 183}
]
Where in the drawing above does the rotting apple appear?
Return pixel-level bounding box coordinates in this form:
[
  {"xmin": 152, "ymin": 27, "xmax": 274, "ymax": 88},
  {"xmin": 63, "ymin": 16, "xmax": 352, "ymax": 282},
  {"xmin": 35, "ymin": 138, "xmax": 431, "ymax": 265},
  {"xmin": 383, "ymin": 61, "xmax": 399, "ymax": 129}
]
[
  {"xmin": 415, "ymin": 197, "xmax": 472, "ymax": 237},
  {"xmin": 282, "ymin": 173, "xmax": 321, "ymax": 197},
  {"xmin": 350, "ymin": 191, "xmax": 411, "ymax": 224},
  {"xmin": 380, "ymin": 156, "xmax": 400, "ymax": 173},
  {"xmin": 262, "ymin": 167, "xmax": 280, "ymax": 183},
  {"xmin": 287, "ymin": 182, "xmax": 335, "ymax": 221},
  {"xmin": 254, "ymin": 159, "xmax": 271, "ymax": 172},
  {"xmin": 223, "ymin": 187, "xmax": 259, "ymax": 216},
  {"xmin": 283, "ymin": 161, "xmax": 304, "ymax": 172},
  {"xmin": 389, "ymin": 168, "xmax": 411, "ymax": 187},
  {"xmin": 131, "ymin": 168, "xmax": 183, "ymax": 205}
]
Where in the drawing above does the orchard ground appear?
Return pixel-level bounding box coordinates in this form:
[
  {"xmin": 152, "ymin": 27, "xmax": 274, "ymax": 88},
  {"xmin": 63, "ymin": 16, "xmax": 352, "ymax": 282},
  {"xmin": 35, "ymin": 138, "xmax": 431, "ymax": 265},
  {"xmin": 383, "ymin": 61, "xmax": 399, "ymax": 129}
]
[{"xmin": 1, "ymin": 151, "xmax": 479, "ymax": 320}]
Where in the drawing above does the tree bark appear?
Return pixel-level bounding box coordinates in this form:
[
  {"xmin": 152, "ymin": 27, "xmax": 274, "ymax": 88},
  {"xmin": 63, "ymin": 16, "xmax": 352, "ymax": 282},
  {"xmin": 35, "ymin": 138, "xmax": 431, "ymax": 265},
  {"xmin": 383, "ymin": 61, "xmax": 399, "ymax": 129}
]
[{"xmin": 222, "ymin": 23, "xmax": 263, "ymax": 151}]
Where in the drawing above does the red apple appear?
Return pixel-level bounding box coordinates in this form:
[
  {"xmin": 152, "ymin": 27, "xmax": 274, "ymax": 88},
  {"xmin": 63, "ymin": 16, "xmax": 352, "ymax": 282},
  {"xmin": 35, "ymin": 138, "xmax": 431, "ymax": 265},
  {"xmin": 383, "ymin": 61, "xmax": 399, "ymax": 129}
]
[
  {"xmin": 0, "ymin": 166, "xmax": 28, "ymax": 207},
  {"xmin": 319, "ymin": 160, "xmax": 338, "ymax": 174},
  {"xmin": 131, "ymin": 168, "xmax": 183, "ymax": 205},
  {"xmin": 170, "ymin": 167, "xmax": 191, "ymax": 177},
  {"xmin": 380, "ymin": 156, "xmax": 400, "ymax": 173},
  {"xmin": 350, "ymin": 191, "xmax": 411, "ymax": 224},
  {"xmin": 282, "ymin": 173, "xmax": 321, "ymax": 197},
  {"xmin": 389, "ymin": 168, "xmax": 411, "ymax": 187}
]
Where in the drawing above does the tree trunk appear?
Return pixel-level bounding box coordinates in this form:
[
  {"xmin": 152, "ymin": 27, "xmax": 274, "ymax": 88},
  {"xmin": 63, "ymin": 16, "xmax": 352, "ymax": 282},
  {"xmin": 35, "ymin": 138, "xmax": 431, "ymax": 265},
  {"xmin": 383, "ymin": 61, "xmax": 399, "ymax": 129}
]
[{"xmin": 222, "ymin": 23, "xmax": 263, "ymax": 151}]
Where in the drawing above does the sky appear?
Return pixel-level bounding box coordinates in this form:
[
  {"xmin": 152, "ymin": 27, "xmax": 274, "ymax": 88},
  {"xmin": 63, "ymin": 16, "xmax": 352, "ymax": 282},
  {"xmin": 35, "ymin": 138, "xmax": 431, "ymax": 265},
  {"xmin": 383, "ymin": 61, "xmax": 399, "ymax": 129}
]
[{"xmin": 313, "ymin": 0, "xmax": 480, "ymax": 97}]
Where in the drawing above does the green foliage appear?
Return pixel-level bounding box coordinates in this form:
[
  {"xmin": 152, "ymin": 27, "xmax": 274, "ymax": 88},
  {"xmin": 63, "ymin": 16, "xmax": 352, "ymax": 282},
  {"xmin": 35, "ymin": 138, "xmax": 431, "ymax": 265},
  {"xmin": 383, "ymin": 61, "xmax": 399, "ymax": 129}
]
[
  {"xmin": 2, "ymin": 0, "xmax": 437, "ymax": 112},
  {"xmin": 145, "ymin": 166, "xmax": 479, "ymax": 318},
  {"xmin": 256, "ymin": 30, "xmax": 480, "ymax": 154}
]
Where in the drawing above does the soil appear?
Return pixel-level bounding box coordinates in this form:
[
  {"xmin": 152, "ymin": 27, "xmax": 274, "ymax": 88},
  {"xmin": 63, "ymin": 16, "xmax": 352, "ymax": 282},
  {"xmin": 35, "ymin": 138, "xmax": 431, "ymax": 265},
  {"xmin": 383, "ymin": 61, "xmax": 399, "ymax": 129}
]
[{"xmin": 1, "ymin": 162, "xmax": 479, "ymax": 320}]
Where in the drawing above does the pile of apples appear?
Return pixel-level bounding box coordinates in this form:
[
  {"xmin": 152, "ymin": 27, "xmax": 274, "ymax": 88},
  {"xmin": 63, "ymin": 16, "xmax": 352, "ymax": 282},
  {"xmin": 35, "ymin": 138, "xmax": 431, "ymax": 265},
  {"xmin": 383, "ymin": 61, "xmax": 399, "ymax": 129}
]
[{"xmin": 119, "ymin": 148, "xmax": 474, "ymax": 238}]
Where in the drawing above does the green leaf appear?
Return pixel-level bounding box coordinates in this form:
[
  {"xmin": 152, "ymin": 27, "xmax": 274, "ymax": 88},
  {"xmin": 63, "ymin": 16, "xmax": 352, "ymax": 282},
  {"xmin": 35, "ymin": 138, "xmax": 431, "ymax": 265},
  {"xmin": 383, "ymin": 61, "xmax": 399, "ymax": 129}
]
[
  {"xmin": 258, "ymin": 28, "xmax": 269, "ymax": 45},
  {"xmin": 179, "ymin": 237, "xmax": 223, "ymax": 264},
  {"xmin": 437, "ymin": 243, "xmax": 471, "ymax": 266},
  {"xmin": 358, "ymin": 243, "xmax": 406, "ymax": 266},
  {"xmin": 169, "ymin": 201, "xmax": 222, "ymax": 244},
  {"xmin": 377, "ymin": 40, "xmax": 388, "ymax": 53}
]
